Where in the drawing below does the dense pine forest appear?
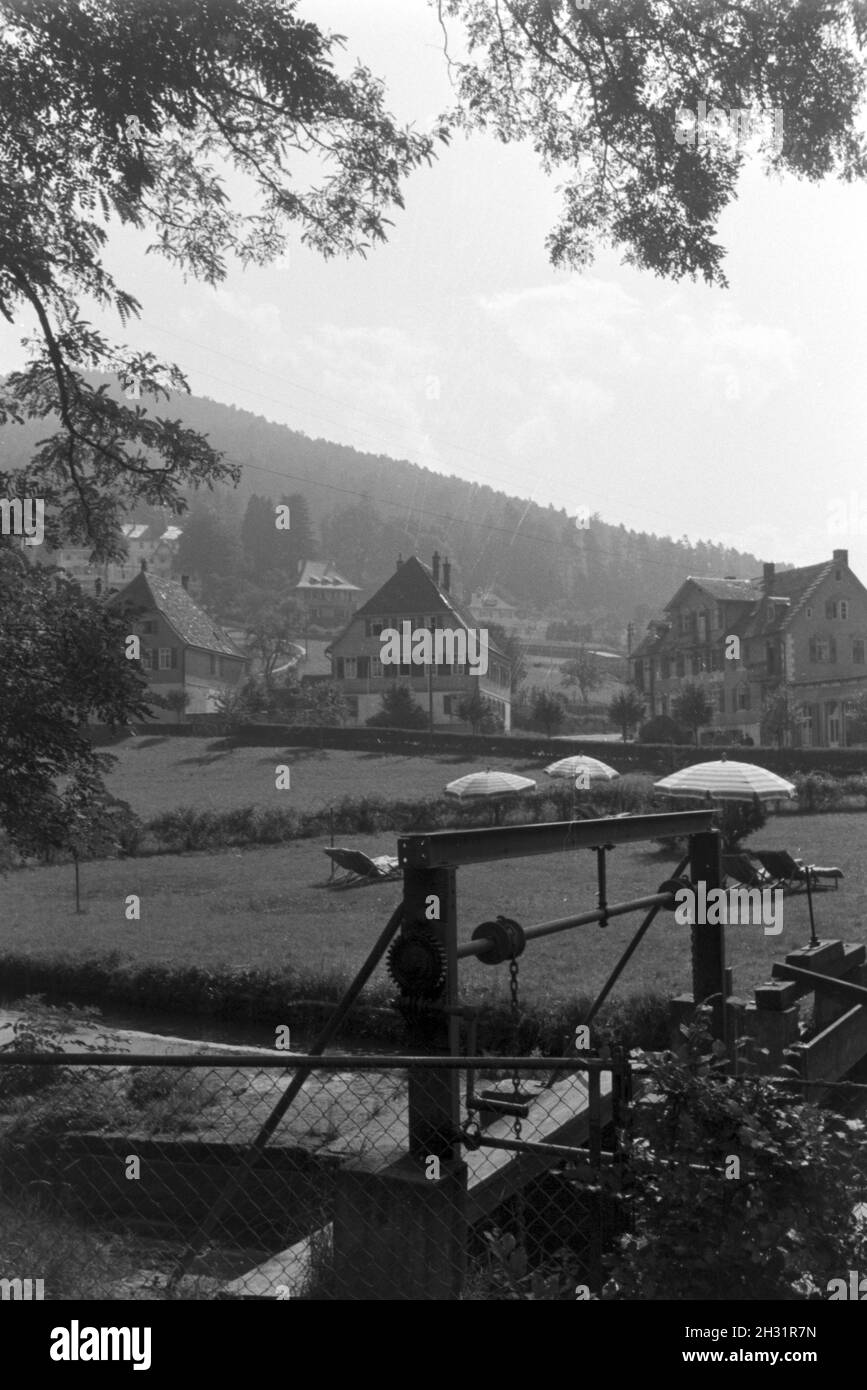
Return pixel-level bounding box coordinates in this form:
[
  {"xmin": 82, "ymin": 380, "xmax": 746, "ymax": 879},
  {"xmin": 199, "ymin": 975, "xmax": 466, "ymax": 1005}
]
[{"xmin": 1, "ymin": 386, "xmax": 770, "ymax": 642}]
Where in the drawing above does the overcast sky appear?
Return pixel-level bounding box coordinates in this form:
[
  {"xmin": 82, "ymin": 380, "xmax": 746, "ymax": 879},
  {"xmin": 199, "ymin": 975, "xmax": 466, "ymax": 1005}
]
[{"xmin": 3, "ymin": 0, "xmax": 867, "ymax": 576}]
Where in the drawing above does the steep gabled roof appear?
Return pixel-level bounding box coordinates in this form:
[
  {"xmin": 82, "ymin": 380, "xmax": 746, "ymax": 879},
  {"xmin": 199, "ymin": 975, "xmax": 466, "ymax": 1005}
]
[
  {"xmin": 295, "ymin": 560, "xmax": 360, "ymax": 592},
  {"xmin": 666, "ymin": 576, "xmax": 758, "ymax": 608},
  {"xmin": 740, "ymin": 561, "xmax": 831, "ymax": 638},
  {"xmin": 346, "ymin": 555, "xmax": 507, "ymax": 659},
  {"xmin": 108, "ymin": 571, "xmax": 244, "ymax": 658}
]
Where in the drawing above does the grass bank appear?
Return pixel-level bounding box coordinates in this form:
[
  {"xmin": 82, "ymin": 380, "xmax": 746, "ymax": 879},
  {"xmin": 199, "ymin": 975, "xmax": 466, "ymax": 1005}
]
[{"xmin": 2, "ymin": 816, "xmax": 861, "ymax": 1049}]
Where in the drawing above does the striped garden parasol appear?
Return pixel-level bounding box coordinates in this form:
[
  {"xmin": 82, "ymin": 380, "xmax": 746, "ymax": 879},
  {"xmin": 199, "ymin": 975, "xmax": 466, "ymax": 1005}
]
[
  {"xmin": 544, "ymin": 755, "xmax": 620, "ymax": 785},
  {"xmin": 653, "ymin": 756, "xmax": 795, "ymax": 803},
  {"xmin": 445, "ymin": 769, "xmax": 537, "ymax": 800}
]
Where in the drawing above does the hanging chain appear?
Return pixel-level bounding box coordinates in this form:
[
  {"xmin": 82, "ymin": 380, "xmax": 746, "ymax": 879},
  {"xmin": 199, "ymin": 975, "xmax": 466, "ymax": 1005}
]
[{"xmin": 509, "ymin": 954, "xmax": 522, "ymax": 1140}]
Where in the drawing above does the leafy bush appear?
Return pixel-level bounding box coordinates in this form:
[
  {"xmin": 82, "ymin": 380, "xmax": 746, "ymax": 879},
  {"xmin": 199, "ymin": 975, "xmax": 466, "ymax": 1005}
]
[
  {"xmin": 792, "ymin": 772, "xmax": 844, "ymax": 813},
  {"xmin": 147, "ymin": 807, "xmax": 220, "ymax": 852},
  {"xmin": 716, "ymin": 797, "xmax": 767, "ymax": 852},
  {"xmin": 603, "ymin": 1009, "xmax": 867, "ymax": 1300},
  {"xmin": 639, "ymin": 714, "xmax": 690, "ymax": 745},
  {"xmin": 366, "ymin": 687, "xmax": 428, "ymax": 729}
]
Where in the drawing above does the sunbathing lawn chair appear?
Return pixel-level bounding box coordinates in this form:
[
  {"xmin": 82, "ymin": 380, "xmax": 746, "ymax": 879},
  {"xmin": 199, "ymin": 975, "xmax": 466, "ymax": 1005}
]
[
  {"xmin": 751, "ymin": 849, "xmax": 843, "ymax": 892},
  {"xmin": 722, "ymin": 853, "xmax": 779, "ymax": 891},
  {"xmin": 324, "ymin": 847, "xmax": 401, "ymax": 887}
]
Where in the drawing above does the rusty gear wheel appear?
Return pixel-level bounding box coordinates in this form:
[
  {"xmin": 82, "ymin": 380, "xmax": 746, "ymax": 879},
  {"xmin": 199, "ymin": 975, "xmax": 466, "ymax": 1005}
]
[{"xmin": 387, "ymin": 926, "xmax": 447, "ymax": 998}]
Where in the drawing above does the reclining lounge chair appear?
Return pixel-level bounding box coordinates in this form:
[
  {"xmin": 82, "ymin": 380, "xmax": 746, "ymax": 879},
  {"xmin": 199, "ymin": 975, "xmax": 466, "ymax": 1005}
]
[
  {"xmin": 722, "ymin": 853, "xmax": 779, "ymax": 891},
  {"xmin": 751, "ymin": 848, "xmax": 843, "ymax": 892},
  {"xmin": 324, "ymin": 847, "xmax": 401, "ymax": 887}
]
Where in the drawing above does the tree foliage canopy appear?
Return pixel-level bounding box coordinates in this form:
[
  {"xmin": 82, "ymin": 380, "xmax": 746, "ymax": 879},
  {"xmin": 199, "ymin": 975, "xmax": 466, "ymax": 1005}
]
[
  {"xmin": 0, "ymin": 0, "xmax": 442, "ymax": 555},
  {"xmin": 0, "ymin": 547, "xmax": 148, "ymax": 856},
  {"xmin": 442, "ymin": 0, "xmax": 867, "ymax": 286}
]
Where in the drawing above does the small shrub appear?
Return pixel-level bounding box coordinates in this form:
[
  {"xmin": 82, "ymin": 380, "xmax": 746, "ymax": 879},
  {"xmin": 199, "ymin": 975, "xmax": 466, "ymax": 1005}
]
[
  {"xmin": 792, "ymin": 772, "xmax": 844, "ymax": 813},
  {"xmin": 639, "ymin": 714, "xmax": 690, "ymax": 745}
]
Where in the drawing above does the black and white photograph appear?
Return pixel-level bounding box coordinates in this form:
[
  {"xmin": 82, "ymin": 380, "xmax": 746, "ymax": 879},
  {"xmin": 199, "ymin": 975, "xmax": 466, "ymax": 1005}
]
[{"xmin": 2, "ymin": 0, "xmax": 867, "ymax": 1356}]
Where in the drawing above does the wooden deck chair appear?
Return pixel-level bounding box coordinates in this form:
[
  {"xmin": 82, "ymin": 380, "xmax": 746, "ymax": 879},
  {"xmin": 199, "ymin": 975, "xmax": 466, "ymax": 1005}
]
[
  {"xmin": 722, "ymin": 853, "xmax": 779, "ymax": 891},
  {"xmin": 751, "ymin": 848, "xmax": 843, "ymax": 892},
  {"xmin": 324, "ymin": 847, "xmax": 401, "ymax": 887}
]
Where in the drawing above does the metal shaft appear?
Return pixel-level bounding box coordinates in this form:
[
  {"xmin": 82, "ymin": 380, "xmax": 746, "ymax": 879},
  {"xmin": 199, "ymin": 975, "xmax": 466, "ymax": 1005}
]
[{"xmin": 456, "ymin": 890, "xmax": 673, "ymax": 960}]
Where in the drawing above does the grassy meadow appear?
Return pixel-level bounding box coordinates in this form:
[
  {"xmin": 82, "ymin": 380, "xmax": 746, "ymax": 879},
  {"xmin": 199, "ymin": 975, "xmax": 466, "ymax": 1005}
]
[
  {"xmin": 102, "ymin": 737, "xmax": 555, "ymax": 819},
  {"xmin": 3, "ymin": 812, "xmax": 862, "ymax": 1012}
]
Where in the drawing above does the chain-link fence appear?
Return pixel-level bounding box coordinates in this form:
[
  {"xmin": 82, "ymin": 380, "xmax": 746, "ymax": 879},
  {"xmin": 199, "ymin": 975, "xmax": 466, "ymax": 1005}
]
[{"xmin": 0, "ymin": 1052, "xmax": 629, "ymax": 1302}]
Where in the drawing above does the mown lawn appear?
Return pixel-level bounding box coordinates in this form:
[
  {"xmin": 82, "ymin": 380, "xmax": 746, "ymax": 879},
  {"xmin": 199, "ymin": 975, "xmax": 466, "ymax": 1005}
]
[
  {"xmin": 102, "ymin": 738, "xmax": 553, "ymax": 819},
  {"xmin": 3, "ymin": 815, "xmax": 863, "ymax": 1009}
]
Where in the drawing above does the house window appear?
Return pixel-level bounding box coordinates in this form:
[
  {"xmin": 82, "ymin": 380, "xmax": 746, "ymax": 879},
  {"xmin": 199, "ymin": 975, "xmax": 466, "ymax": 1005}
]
[
  {"xmin": 675, "ymin": 653, "xmax": 685, "ymax": 677},
  {"xmin": 765, "ymin": 642, "xmax": 776, "ymax": 674},
  {"xmin": 443, "ymin": 696, "xmax": 453, "ymax": 715},
  {"xmin": 357, "ymin": 657, "xmax": 370, "ymax": 679},
  {"xmin": 399, "ymin": 663, "xmax": 411, "ymax": 678},
  {"xmin": 660, "ymin": 657, "xmax": 670, "ymax": 679},
  {"xmin": 809, "ymin": 637, "xmax": 837, "ymax": 663},
  {"xmin": 854, "ymin": 639, "xmax": 866, "ymax": 664},
  {"xmin": 141, "ymin": 620, "xmax": 156, "ymax": 634},
  {"xmin": 335, "ymin": 658, "xmax": 344, "ymax": 679},
  {"xmin": 692, "ymin": 654, "xmax": 702, "ymax": 675},
  {"xmin": 826, "ymin": 600, "xmax": 838, "ymax": 620},
  {"xmin": 710, "ymin": 650, "xmax": 722, "ymax": 672},
  {"xmin": 158, "ymin": 648, "xmax": 176, "ymax": 670},
  {"xmin": 737, "ymin": 686, "xmax": 750, "ymax": 710},
  {"xmin": 840, "ymin": 599, "xmax": 849, "ymax": 620},
  {"xmin": 344, "ymin": 657, "xmax": 357, "ymax": 679}
]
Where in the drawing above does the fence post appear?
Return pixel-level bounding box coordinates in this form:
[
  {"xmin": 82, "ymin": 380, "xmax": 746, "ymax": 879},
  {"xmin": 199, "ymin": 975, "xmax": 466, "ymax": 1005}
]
[
  {"xmin": 331, "ymin": 863, "xmax": 467, "ymax": 1299},
  {"xmin": 689, "ymin": 829, "xmax": 726, "ymax": 1038}
]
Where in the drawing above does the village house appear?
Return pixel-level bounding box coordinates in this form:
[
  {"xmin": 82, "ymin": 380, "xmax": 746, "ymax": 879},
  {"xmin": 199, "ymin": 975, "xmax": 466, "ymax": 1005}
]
[
  {"xmin": 292, "ymin": 559, "xmax": 361, "ymax": 628},
  {"xmin": 630, "ymin": 548, "xmax": 867, "ymax": 747},
  {"xmin": 329, "ymin": 552, "xmax": 513, "ymax": 729},
  {"xmin": 40, "ymin": 520, "xmax": 182, "ymax": 598},
  {"xmin": 107, "ymin": 564, "xmax": 247, "ymax": 720}
]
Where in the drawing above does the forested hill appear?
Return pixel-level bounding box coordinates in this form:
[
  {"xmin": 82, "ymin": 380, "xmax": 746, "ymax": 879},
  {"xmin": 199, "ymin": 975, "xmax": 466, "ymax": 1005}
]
[{"xmin": 1, "ymin": 388, "xmax": 771, "ymax": 641}]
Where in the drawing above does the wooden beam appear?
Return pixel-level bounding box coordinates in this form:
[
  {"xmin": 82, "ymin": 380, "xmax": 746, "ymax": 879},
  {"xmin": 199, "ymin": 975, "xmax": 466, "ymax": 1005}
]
[
  {"xmin": 772, "ymin": 961, "xmax": 867, "ymax": 1006},
  {"xmin": 398, "ymin": 811, "xmax": 715, "ymax": 869}
]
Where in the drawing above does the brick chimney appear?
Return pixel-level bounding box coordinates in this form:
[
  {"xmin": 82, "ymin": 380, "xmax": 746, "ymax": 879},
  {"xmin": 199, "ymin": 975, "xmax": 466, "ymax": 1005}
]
[
  {"xmin": 442, "ymin": 557, "xmax": 451, "ymax": 593},
  {"xmin": 181, "ymin": 574, "xmax": 189, "ymax": 591},
  {"xmin": 833, "ymin": 548, "xmax": 849, "ymax": 566},
  {"xmin": 432, "ymin": 550, "xmax": 440, "ymax": 584}
]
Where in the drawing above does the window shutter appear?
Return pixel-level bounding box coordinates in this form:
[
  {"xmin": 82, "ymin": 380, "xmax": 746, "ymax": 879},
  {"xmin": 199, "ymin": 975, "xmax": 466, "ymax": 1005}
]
[
  {"xmin": 170, "ymin": 648, "xmax": 178, "ymax": 669},
  {"xmin": 336, "ymin": 658, "xmax": 344, "ymax": 679},
  {"xmin": 830, "ymin": 636, "xmax": 837, "ymax": 663}
]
